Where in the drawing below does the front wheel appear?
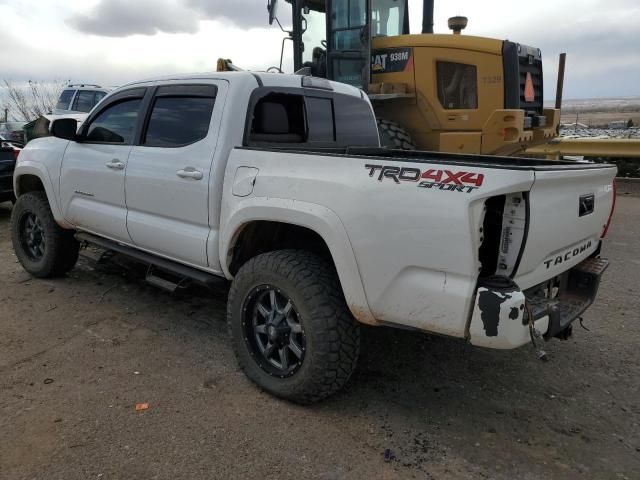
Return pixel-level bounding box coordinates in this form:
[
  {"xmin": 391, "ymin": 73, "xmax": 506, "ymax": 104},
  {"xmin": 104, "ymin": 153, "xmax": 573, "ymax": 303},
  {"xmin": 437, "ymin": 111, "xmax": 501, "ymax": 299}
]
[
  {"xmin": 227, "ymin": 250, "xmax": 360, "ymax": 404},
  {"xmin": 11, "ymin": 191, "xmax": 79, "ymax": 278}
]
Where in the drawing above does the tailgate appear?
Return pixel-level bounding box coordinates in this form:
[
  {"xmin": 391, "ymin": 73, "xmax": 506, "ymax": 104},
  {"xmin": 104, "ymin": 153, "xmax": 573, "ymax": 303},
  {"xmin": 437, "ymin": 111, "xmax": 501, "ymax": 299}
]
[{"xmin": 514, "ymin": 166, "xmax": 616, "ymax": 289}]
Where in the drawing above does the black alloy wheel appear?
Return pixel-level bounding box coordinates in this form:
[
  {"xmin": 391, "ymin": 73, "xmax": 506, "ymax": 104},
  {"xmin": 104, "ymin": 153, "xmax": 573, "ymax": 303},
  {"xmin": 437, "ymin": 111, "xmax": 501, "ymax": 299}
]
[
  {"xmin": 242, "ymin": 285, "xmax": 306, "ymax": 378},
  {"xmin": 20, "ymin": 211, "xmax": 46, "ymax": 260}
]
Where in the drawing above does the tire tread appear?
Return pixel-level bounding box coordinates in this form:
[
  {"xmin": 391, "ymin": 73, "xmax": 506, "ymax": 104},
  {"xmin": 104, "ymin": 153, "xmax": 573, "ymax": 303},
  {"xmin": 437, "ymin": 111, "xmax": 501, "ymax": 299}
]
[
  {"xmin": 11, "ymin": 191, "xmax": 79, "ymax": 278},
  {"xmin": 227, "ymin": 249, "xmax": 360, "ymax": 404}
]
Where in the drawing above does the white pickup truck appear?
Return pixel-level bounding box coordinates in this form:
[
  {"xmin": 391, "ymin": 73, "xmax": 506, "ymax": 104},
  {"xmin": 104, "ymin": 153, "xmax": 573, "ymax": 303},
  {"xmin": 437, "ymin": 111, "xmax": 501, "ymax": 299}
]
[{"xmin": 11, "ymin": 71, "xmax": 617, "ymax": 403}]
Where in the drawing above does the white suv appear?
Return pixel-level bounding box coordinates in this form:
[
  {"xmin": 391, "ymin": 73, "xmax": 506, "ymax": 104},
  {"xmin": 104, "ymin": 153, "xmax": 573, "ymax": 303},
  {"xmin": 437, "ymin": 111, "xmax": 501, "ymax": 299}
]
[{"xmin": 53, "ymin": 84, "xmax": 110, "ymax": 115}]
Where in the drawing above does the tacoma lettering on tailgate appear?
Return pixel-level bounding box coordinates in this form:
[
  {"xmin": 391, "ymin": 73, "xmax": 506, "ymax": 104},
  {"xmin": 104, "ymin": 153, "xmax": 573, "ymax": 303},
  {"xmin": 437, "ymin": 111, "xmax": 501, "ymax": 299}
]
[{"xmin": 544, "ymin": 240, "xmax": 593, "ymax": 269}]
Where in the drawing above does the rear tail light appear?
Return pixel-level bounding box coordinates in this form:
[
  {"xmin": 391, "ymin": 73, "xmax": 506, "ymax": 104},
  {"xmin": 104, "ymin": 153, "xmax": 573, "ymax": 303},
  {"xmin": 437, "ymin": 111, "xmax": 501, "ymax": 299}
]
[
  {"xmin": 479, "ymin": 193, "xmax": 528, "ymax": 278},
  {"xmin": 601, "ymin": 179, "xmax": 617, "ymax": 238},
  {"xmin": 1, "ymin": 142, "xmax": 21, "ymax": 160}
]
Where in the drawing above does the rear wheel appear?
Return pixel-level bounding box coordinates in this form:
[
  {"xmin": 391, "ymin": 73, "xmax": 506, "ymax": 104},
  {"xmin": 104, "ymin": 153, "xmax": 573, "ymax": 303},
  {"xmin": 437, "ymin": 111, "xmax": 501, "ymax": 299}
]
[
  {"xmin": 227, "ymin": 250, "xmax": 360, "ymax": 404},
  {"xmin": 11, "ymin": 192, "xmax": 79, "ymax": 278},
  {"xmin": 377, "ymin": 118, "xmax": 416, "ymax": 150}
]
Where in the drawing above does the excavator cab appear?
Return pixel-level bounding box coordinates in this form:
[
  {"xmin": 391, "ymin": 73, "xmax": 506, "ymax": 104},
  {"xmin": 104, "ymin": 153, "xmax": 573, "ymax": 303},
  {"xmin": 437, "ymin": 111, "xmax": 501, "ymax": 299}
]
[
  {"xmin": 278, "ymin": 0, "xmax": 409, "ymax": 89},
  {"xmin": 268, "ymin": 0, "xmax": 561, "ymax": 155}
]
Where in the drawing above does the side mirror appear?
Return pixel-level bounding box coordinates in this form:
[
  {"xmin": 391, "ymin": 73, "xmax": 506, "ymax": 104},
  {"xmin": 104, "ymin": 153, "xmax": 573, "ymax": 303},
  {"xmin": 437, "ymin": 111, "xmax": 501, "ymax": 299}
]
[
  {"xmin": 268, "ymin": 0, "xmax": 278, "ymax": 25},
  {"xmin": 51, "ymin": 118, "xmax": 78, "ymax": 141}
]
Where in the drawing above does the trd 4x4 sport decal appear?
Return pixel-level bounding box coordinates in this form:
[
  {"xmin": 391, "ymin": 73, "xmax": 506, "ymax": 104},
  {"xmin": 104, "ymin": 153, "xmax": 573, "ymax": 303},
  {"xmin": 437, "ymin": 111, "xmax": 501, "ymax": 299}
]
[{"xmin": 365, "ymin": 164, "xmax": 485, "ymax": 194}]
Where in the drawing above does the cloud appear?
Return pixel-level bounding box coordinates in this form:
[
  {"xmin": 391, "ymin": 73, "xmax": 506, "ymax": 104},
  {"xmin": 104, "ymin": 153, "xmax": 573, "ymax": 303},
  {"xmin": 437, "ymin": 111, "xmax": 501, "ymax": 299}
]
[
  {"xmin": 67, "ymin": 0, "xmax": 272, "ymax": 37},
  {"xmin": 67, "ymin": 0, "xmax": 200, "ymax": 37},
  {"xmin": 187, "ymin": 0, "xmax": 271, "ymax": 28},
  {"xmin": 1, "ymin": 0, "xmax": 637, "ymax": 99}
]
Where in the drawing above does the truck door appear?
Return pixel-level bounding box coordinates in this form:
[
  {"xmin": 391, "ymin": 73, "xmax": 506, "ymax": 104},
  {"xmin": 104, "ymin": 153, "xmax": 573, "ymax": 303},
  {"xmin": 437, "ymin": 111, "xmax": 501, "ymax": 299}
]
[
  {"xmin": 59, "ymin": 88, "xmax": 146, "ymax": 243},
  {"xmin": 124, "ymin": 81, "xmax": 227, "ymax": 268},
  {"xmin": 326, "ymin": 0, "xmax": 371, "ymax": 90}
]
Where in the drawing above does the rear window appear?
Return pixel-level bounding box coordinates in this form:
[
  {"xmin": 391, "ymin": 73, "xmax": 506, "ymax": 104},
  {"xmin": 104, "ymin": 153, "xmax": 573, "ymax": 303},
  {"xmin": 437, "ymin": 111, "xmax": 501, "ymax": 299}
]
[
  {"xmin": 306, "ymin": 97, "xmax": 335, "ymax": 142},
  {"xmin": 333, "ymin": 95, "xmax": 379, "ymax": 146},
  {"xmin": 249, "ymin": 93, "xmax": 306, "ymax": 144},
  {"xmin": 56, "ymin": 90, "xmax": 75, "ymax": 110},
  {"xmin": 143, "ymin": 97, "xmax": 216, "ymax": 147},
  {"xmin": 247, "ymin": 88, "xmax": 378, "ymax": 147}
]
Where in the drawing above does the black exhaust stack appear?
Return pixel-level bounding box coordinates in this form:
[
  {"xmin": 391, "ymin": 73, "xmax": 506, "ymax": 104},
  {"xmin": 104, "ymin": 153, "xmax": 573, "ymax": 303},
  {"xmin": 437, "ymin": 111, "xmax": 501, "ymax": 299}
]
[{"xmin": 422, "ymin": 0, "xmax": 434, "ymax": 33}]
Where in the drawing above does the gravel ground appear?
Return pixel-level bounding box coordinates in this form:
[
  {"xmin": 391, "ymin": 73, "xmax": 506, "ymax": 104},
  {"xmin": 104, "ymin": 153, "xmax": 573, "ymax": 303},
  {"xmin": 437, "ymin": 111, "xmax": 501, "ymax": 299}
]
[
  {"xmin": 559, "ymin": 127, "xmax": 640, "ymax": 139},
  {"xmin": 1, "ymin": 198, "xmax": 639, "ymax": 480}
]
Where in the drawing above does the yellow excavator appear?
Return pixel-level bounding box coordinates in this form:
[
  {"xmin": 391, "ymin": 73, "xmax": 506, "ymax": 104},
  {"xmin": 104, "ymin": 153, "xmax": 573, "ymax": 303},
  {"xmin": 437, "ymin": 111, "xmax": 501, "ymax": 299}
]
[{"xmin": 258, "ymin": 0, "xmax": 561, "ymax": 155}]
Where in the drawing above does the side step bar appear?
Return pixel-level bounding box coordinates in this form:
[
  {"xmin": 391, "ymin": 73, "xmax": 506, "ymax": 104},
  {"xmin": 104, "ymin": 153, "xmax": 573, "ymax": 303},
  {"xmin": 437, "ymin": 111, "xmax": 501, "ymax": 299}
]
[{"xmin": 75, "ymin": 232, "xmax": 229, "ymax": 290}]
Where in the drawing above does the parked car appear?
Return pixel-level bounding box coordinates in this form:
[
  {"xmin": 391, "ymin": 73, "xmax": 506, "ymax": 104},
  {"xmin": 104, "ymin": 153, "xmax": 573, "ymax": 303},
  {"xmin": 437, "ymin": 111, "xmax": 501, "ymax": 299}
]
[
  {"xmin": 0, "ymin": 122, "xmax": 26, "ymax": 144},
  {"xmin": 22, "ymin": 85, "xmax": 111, "ymax": 144},
  {"xmin": 0, "ymin": 141, "xmax": 20, "ymax": 203},
  {"xmin": 53, "ymin": 84, "xmax": 110, "ymax": 115},
  {"xmin": 10, "ymin": 72, "xmax": 617, "ymax": 403}
]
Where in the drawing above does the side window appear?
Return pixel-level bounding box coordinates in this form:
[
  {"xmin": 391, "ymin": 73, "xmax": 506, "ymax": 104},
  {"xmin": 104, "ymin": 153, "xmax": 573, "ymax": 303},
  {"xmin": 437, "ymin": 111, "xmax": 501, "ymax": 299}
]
[
  {"xmin": 72, "ymin": 91, "xmax": 97, "ymax": 113},
  {"xmin": 94, "ymin": 91, "xmax": 107, "ymax": 106},
  {"xmin": 437, "ymin": 61, "xmax": 478, "ymax": 110},
  {"xmin": 86, "ymin": 99, "xmax": 142, "ymax": 144},
  {"xmin": 144, "ymin": 96, "xmax": 215, "ymax": 147},
  {"xmin": 334, "ymin": 94, "xmax": 380, "ymax": 146},
  {"xmin": 56, "ymin": 90, "xmax": 75, "ymax": 110},
  {"xmin": 306, "ymin": 97, "xmax": 335, "ymax": 142},
  {"xmin": 249, "ymin": 93, "xmax": 305, "ymax": 144}
]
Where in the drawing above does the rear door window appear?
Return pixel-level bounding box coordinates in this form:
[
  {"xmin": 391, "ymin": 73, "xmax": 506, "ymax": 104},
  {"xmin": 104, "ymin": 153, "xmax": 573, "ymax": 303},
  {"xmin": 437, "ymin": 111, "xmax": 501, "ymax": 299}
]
[
  {"xmin": 144, "ymin": 97, "xmax": 215, "ymax": 147},
  {"xmin": 141, "ymin": 85, "xmax": 217, "ymax": 147}
]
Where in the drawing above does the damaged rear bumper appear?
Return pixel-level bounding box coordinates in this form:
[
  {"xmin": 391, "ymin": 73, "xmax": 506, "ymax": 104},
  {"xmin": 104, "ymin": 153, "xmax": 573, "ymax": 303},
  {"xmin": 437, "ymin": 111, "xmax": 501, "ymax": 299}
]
[{"xmin": 469, "ymin": 257, "xmax": 609, "ymax": 349}]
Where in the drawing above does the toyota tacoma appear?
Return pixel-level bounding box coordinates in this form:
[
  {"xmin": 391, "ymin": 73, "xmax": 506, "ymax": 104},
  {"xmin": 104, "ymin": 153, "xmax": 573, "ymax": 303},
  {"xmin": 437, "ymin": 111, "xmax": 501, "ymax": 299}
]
[{"xmin": 11, "ymin": 71, "xmax": 617, "ymax": 403}]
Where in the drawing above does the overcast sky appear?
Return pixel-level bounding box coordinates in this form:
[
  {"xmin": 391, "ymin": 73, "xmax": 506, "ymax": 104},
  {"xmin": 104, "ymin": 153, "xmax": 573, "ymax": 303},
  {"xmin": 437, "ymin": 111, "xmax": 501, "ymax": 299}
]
[{"xmin": 0, "ymin": 0, "xmax": 638, "ymax": 99}]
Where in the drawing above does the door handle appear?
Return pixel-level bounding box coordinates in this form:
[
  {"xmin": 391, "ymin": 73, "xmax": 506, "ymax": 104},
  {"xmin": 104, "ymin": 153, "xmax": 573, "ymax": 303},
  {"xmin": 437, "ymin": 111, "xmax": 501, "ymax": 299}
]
[
  {"xmin": 106, "ymin": 159, "xmax": 125, "ymax": 170},
  {"xmin": 177, "ymin": 168, "xmax": 203, "ymax": 180}
]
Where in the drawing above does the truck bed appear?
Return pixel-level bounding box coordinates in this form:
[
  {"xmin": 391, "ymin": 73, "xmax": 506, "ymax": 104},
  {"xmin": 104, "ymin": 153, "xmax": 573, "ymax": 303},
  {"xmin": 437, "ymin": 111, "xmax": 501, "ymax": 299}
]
[
  {"xmin": 239, "ymin": 146, "xmax": 613, "ymax": 171},
  {"xmin": 226, "ymin": 146, "xmax": 616, "ymax": 344}
]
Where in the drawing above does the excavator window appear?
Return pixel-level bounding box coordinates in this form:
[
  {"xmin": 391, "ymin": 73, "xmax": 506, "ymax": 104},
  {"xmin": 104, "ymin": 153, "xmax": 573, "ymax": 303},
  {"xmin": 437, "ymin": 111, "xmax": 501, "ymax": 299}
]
[
  {"xmin": 301, "ymin": 8, "xmax": 326, "ymax": 67},
  {"xmin": 436, "ymin": 61, "xmax": 478, "ymax": 110},
  {"xmin": 330, "ymin": 0, "xmax": 367, "ymax": 50},
  {"xmin": 371, "ymin": 0, "xmax": 405, "ymax": 37}
]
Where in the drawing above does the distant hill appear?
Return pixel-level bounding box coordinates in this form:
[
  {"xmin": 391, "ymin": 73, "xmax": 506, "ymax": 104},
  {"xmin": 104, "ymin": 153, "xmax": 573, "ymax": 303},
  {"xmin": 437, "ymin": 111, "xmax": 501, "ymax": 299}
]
[
  {"xmin": 543, "ymin": 97, "xmax": 640, "ymax": 128},
  {"xmin": 545, "ymin": 97, "xmax": 640, "ymax": 113}
]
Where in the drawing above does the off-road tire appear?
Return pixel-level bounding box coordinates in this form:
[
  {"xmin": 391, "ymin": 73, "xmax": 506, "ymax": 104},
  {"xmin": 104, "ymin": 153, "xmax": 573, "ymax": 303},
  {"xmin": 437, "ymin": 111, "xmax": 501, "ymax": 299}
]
[
  {"xmin": 227, "ymin": 250, "xmax": 360, "ymax": 404},
  {"xmin": 11, "ymin": 191, "xmax": 79, "ymax": 278},
  {"xmin": 377, "ymin": 118, "xmax": 416, "ymax": 150}
]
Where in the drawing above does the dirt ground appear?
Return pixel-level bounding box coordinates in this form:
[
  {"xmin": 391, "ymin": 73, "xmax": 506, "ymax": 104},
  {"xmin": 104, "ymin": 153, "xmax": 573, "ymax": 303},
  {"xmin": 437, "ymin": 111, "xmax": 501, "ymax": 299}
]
[{"xmin": 1, "ymin": 197, "xmax": 639, "ymax": 480}]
